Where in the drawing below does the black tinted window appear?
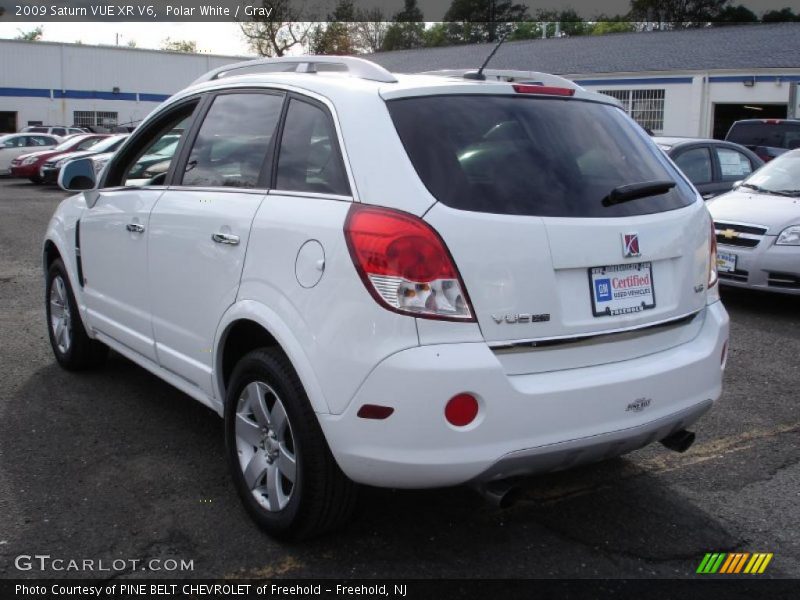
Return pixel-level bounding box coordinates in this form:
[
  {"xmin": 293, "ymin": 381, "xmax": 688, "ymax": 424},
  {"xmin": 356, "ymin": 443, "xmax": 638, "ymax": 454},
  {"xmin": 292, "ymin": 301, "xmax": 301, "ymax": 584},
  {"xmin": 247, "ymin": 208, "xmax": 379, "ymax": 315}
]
[
  {"xmin": 388, "ymin": 95, "xmax": 694, "ymax": 217},
  {"xmin": 276, "ymin": 99, "xmax": 350, "ymax": 196},
  {"xmin": 182, "ymin": 93, "xmax": 282, "ymax": 189},
  {"xmin": 674, "ymin": 147, "xmax": 712, "ymax": 184},
  {"xmin": 727, "ymin": 121, "xmax": 800, "ymax": 150}
]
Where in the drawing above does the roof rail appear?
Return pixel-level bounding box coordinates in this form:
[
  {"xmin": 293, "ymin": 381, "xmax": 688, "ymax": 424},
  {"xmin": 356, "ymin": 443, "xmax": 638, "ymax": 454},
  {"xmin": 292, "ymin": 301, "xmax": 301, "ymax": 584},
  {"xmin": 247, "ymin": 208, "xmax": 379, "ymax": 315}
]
[
  {"xmin": 192, "ymin": 56, "xmax": 398, "ymax": 86},
  {"xmin": 420, "ymin": 69, "xmax": 578, "ymax": 89}
]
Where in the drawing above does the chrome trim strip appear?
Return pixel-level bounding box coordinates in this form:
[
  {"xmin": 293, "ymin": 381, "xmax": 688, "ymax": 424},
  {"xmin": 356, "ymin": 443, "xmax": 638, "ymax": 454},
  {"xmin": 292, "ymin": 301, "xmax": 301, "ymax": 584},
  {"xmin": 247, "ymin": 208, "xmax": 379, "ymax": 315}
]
[
  {"xmin": 490, "ymin": 310, "xmax": 702, "ymax": 352},
  {"xmin": 267, "ymin": 189, "xmax": 353, "ymax": 202}
]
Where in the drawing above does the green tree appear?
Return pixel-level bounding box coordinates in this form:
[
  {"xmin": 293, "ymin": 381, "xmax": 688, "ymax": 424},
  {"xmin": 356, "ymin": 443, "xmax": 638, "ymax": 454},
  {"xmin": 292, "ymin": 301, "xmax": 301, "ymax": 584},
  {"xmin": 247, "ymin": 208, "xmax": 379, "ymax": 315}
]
[
  {"xmin": 590, "ymin": 20, "xmax": 636, "ymax": 35},
  {"xmin": 16, "ymin": 26, "xmax": 44, "ymax": 41},
  {"xmin": 161, "ymin": 38, "xmax": 198, "ymax": 53},
  {"xmin": 628, "ymin": 0, "xmax": 729, "ymax": 28},
  {"xmin": 713, "ymin": 4, "xmax": 758, "ymax": 23},
  {"xmin": 442, "ymin": 0, "xmax": 529, "ymax": 44},
  {"xmin": 382, "ymin": 0, "xmax": 425, "ymax": 51},
  {"xmin": 533, "ymin": 8, "xmax": 590, "ymax": 36},
  {"xmin": 239, "ymin": 0, "xmax": 315, "ymax": 57},
  {"xmin": 761, "ymin": 8, "xmax": 800, "ymax": 22},
  {"xmin": 422, "ymin": 23, "xmax": 454, "ymax": 47},
  {"xmin": 309, "ymin": 0, "xmax": 358, "ymax": 55},
  {"xmin": 353, "ymin": 7, "xmax": 388, "ymax": 53}
]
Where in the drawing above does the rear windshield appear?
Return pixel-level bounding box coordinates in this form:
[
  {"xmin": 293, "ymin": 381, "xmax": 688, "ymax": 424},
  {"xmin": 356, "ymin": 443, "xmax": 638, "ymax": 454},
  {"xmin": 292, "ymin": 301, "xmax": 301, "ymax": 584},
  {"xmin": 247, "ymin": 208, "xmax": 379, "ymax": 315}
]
[
  {"xmin": 726, "ymin": 121, "xmax": 800, "ymax": 150},
  {"xmin": 387, "ymin": 95, "xmax": 695, "ymax": 218}
]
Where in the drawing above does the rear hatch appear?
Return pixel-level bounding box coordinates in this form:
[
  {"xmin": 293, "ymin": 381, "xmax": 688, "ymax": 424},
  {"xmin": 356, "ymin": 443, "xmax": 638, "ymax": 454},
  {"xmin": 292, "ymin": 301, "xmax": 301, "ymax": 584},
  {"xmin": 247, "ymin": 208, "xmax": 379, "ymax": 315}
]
[{"xmin": 387, "ymin": 89, "xmax": 711, "ymax": 361}]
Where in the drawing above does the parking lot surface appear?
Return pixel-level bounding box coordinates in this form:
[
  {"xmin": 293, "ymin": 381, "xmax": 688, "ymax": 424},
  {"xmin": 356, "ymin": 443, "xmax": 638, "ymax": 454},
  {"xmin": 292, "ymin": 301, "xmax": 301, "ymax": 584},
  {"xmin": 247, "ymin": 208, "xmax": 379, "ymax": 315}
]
[{"xmin": 0, "ymin": 178, "xmax": 798, "ymax": 579}]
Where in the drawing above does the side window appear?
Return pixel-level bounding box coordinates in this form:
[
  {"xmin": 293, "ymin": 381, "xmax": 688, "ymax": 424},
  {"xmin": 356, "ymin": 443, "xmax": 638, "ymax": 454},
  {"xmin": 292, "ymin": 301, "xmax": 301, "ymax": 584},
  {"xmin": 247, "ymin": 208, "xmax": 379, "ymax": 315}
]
[
  {"xmin": 105, "ymin": 103, "xmax": 198, "ymax": 188},
  {"xmin": 276, "ymin": 99, "xmax": 350, "ymax": 196},
  {"xmin": 28, "ymin": 136, "xmax": 50, "ymax": 146},
  {"xmin": 76, "ymin": 138, "xmax": 100, "ymax": 151},
  {"xmin": 181, "ymin": 92, "xmax": 283, "ymax": 189},
  {"xmin": 716, "ymin": 147, "xmax": 754, "ymax": 181},
  {"xmin": 674, "ymin": 147, "xmax": 712, "ymax": 185},
  {"xmin": 52, "ymin": 128, "xmax": 66, "ymax": 137},
  {"xmin": 2, "ymin": 137, "xmax": 22, "ymax": 148}
]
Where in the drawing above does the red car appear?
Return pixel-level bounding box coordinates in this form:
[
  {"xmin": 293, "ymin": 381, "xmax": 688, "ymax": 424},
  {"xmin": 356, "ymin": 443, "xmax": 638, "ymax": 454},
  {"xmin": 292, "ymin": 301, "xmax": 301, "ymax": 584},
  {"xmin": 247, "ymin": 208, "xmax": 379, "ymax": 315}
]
[{"xmin": 10, "ymin": 134, "xmax": 109, "ymax": 183}]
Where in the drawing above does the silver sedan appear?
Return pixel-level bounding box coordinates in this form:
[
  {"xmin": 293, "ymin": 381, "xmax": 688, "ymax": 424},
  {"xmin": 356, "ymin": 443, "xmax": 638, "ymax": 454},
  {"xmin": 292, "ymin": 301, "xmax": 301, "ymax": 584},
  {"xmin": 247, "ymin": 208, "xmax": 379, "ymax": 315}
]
[{"xmin": 708, "ymin": 149, "xmax": 800, "ymax": 295}]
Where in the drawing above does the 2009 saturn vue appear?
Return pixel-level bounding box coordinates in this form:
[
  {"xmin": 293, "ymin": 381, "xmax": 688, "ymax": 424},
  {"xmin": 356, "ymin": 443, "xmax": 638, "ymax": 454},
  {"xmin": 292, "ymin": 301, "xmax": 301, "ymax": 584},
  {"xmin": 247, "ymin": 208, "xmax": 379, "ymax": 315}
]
[{"xmin": 43, "ymin": 57, "xmax": 729, "ymax": 539}]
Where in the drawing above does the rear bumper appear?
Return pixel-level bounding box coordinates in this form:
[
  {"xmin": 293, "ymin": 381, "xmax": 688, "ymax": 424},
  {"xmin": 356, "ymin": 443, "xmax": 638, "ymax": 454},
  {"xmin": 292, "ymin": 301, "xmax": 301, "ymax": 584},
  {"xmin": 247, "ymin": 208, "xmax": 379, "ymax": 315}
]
[
  {"xmin": 318, "ymin": 301, "xmax": 729, "ymax": 488},
  {"xmin": 718, "ymin": 240, "xmax": 800, "ymax": 295}
]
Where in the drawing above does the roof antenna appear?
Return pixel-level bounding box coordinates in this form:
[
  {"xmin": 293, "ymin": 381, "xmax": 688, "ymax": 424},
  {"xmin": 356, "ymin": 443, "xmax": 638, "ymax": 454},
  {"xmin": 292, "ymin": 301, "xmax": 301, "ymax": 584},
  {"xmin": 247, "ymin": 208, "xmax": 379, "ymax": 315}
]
[{"xmin": 464, "ymin": 33, "xmax": 509, "ymax": 81}]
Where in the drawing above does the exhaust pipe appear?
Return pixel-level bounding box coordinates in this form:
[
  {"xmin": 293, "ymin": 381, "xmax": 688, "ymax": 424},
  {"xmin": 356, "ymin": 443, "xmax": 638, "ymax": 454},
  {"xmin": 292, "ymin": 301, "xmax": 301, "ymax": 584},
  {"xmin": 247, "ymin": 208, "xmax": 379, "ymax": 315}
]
[
  {"xmin": 660, "ymin": 429, "xmax": 696, "ymax": 453},
  {"xmin": 473, "ymin": 479, "xmax": 523, "ymax": 509}
]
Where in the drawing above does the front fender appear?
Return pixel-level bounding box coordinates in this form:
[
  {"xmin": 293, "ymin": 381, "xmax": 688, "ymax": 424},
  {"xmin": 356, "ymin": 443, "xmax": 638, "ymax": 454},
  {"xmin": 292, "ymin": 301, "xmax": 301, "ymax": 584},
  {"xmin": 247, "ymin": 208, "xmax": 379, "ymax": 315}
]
[
  {"xmin": 212, "ymin": 300, "xmax": 330, "ymax": 416},
  {"xmin": 43, "ymin": 197, "xmax": 90, "ymax": 334}
]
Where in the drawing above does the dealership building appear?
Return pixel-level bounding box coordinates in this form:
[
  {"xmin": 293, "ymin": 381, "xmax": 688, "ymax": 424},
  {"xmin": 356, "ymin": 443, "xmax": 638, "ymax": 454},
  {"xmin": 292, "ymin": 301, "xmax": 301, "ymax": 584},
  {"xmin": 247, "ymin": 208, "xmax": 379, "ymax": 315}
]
[
  {"xmin": 1, "ymin": 22, "xmax": 799, "ymax": 138},
  {"xmin": 0, "ymin": 39, "xmax": 244, "ymax": 133},
  {"xmin": 371, "ymin": 22, "xmax": 800, "ymax": 139}
]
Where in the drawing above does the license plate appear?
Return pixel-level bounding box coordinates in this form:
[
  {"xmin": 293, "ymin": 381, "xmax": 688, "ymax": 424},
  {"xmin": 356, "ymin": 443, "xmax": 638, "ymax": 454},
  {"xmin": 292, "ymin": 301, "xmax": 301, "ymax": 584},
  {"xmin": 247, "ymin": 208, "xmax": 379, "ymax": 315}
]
[
  {"xmin": 717, "ymin": 250, "xmax": 737, "ymax": 273},
  {"xmin": 589, "ymin": 262, "xmax": 656, "ymax": 317}
]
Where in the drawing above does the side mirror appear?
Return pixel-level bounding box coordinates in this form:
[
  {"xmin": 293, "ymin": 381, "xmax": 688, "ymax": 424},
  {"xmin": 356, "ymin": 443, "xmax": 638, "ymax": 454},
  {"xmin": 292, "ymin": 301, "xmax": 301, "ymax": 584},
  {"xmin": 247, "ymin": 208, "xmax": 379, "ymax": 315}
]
[
  {"xmin": 732, "ymin": 180, "xmax": 743, "ymax": 190},
  {"xmin": 58, "ymin": 157, "xmax": 97, "ymax": 192}
]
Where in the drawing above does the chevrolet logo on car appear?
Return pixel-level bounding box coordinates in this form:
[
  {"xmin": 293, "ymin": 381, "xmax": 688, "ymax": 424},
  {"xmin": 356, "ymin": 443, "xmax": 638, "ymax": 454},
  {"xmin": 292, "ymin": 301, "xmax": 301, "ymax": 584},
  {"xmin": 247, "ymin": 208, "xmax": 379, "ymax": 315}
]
[{"xmin": 720, "ymin": 228, "xmax": 740, "ymax": 240}]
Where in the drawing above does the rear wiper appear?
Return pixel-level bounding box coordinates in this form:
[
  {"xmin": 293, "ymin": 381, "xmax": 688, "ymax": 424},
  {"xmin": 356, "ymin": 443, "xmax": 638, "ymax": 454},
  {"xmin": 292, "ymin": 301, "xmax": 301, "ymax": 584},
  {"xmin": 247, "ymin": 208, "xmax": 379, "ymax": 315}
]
[{"xmin": 601, "ymin": 180, "xmax": 676, "ymax": 207}]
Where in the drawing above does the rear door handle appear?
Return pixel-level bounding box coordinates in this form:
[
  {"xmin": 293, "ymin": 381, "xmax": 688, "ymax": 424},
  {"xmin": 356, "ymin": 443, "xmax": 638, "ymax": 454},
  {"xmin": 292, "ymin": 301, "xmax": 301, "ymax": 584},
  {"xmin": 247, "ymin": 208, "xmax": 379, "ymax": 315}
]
[
  {"xmin": 212, "ymin": 232, "xmax": 240, "ymax": 246},
  {"xmin": 126, "ymin": 223, "xmax": 145, "ymax": 233}
]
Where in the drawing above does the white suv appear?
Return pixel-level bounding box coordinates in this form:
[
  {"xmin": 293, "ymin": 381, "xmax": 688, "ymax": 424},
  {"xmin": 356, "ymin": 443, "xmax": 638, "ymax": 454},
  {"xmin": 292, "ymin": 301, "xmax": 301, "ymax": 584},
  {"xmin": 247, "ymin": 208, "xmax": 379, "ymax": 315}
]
[{"xmin": 44, "ymin": 57, "xmax": 729, "ymax": 539}]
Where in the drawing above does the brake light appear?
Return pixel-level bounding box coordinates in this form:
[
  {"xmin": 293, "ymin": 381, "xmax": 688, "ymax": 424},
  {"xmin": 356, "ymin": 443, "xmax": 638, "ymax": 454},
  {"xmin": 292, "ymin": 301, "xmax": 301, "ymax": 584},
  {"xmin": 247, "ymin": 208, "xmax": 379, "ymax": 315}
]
[
  {"xmin": 344, "ymin": 205, "xmax": 475, "ymax": 321},
  {"xmin": 709, "ymin": 220, "xmax": 719, "ymax": 288},
  {"xmin": 513, "ymin": 84, "xmax": 575, "ymax": 96}
]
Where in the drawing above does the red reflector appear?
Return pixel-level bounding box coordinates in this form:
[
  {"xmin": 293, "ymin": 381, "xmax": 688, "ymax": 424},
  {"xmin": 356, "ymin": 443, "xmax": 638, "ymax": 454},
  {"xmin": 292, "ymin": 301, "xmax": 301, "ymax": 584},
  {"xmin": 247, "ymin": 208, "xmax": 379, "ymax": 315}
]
[
  {"xmin": 357, "ymin": 404, "xmax": 394, "ymax": 420},
  {"xmin": 513, "ymin": 84, "xmax": 575, "ymax": 96},
  {"xmin": 445, "ymin": 393, "xmax": 479, "ymax": 427}
]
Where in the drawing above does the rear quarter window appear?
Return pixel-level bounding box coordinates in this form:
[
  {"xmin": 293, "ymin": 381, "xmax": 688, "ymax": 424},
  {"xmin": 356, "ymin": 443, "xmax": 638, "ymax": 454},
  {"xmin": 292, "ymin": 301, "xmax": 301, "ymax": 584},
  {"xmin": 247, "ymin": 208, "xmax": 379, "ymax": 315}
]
[{"xmin": 387, "ymin": 95, "xmax": 695, "ymax": 218}]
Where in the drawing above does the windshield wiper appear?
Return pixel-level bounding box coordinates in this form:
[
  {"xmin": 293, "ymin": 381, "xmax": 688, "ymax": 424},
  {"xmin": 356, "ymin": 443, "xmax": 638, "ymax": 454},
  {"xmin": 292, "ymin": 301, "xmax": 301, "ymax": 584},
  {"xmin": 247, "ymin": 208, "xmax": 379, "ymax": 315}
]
[
  {"xmin": 740, "ymin": 183, "xmax": 798, "ymax": 197},
  {"xmin": 601, "ymin": 180, "xmax": 676, "ymax": 207}
]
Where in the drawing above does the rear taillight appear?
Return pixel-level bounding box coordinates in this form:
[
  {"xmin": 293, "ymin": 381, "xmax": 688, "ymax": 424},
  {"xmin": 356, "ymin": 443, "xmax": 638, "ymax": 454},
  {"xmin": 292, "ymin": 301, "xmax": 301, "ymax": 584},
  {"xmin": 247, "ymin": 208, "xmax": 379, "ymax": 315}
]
[
  {"xmin": 709, "ymin": 220, "xmax": 719, "ymax": 288},
  {"xmin": 344, "ymin": 205, "xmax": 475, "ymax": 321}
]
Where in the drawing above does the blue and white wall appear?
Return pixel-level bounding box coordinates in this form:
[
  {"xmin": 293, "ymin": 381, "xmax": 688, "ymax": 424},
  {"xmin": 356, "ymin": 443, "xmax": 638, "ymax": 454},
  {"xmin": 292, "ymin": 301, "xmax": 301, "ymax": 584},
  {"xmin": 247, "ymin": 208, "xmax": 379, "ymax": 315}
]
[
  {"xmin": 0, "ymin": 39, "xmax": 247, "ymax": 130},
  {"xmin": 571, "ymin": 69, "xmax": 800, "ymax": 137}
]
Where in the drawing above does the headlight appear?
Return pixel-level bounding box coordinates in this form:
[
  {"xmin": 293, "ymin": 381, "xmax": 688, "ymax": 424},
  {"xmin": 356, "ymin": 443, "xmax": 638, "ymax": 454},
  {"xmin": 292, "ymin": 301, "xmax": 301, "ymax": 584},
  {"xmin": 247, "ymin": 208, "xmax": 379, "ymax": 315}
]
[
  {"xmin": 776, "ymin": 225, "xmax": 800, "ymax": 246},
  {"xmin": 55, "ymin": 158, "xmax": 69, "ymax": 168},
  {"xmin": 22, "ymin": 156, "xmax": 38, "ymax": 165}
]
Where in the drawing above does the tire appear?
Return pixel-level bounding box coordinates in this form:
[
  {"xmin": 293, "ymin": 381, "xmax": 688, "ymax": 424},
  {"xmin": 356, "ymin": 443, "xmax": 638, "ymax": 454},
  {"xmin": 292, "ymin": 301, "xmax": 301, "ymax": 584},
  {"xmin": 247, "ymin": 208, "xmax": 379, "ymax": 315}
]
[
  {"xmin": 45, "ymin": 258, "xmax": 108, "ymax": 370},
  {"xmin": 29, "ymin": 176, "xmax": 42, "ymax": 184},
  {"xmin": 224, "ymin": 348, "xmax": 357, "ymax": 540}
]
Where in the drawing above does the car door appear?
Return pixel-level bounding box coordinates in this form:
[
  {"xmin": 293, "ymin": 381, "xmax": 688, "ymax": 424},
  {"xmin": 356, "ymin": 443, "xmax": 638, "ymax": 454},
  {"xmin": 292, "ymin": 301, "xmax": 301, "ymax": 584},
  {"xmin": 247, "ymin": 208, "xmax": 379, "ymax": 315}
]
[
  {"xmin": 671, "ymin": 144, "xmax": 719, "ymax": 199},
  {"xmin": 79, "ymin": 100, "xmax": 200, "ymax": 362},
  {"xmin": 147, "ymin": 90, "xmax": 284, "ymax": 396}
]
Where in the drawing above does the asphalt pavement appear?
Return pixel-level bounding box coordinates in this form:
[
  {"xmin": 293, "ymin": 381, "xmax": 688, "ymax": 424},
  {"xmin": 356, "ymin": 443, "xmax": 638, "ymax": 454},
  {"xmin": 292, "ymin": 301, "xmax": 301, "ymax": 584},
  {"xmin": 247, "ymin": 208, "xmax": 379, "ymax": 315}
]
[{"xmin": 0, "ymin": 178, "xmax": 798, "ymax": 579}]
